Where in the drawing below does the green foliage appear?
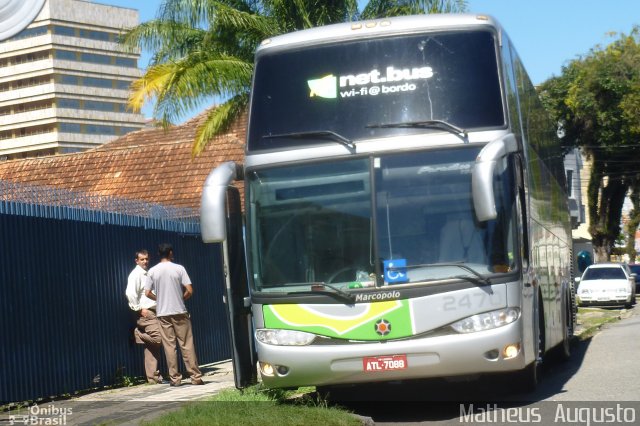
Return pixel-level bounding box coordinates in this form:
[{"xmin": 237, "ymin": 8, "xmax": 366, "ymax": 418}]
[
  {"xmin": 114, "ymin": 365, "xmax": 145, "ymax": 388},
  {"xmin": 123, "ymin": 0, "xmax": 468, "ymax": 155},
  {"xmin": 539, "ymin": 27, "xmax": 640, "ymax": 260},
  {"xmin": 361, "ymin": 0, "xmax": 467, "ymax": 19}
]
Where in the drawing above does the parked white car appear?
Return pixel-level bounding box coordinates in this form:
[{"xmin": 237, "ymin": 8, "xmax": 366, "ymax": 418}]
[{"xmin": 576, "ymin": 263, "xmax": 636, "ymax": 308}]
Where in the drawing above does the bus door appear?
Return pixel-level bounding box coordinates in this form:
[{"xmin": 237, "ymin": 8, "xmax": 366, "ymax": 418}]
[{"xmin": 223, "ymin": 186, "xmax": 257, "ymax": 388}]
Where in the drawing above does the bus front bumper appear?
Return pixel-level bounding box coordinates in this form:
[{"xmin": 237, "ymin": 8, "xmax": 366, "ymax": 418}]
[{"xmin": 257, "ymin": 320, "xmax": 528, "ymax": 389}]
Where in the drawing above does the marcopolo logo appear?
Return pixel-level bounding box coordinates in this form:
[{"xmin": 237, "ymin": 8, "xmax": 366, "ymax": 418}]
[
  {"xmin": 355, "ymin": 290, "xmax": 401, "ymax": 302},
  {"xmin": 308, "ymin": 65, "xmax": 433, "ymax": 99}
]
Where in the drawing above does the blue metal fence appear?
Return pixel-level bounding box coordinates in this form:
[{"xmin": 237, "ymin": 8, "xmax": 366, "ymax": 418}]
[
  {"xmin": 0, "ymin": 181, "xmax": 230, "ymax": 404},
  {"xmin": 0, "ymin": 179, "xmax": 200, "ymax": 234}
]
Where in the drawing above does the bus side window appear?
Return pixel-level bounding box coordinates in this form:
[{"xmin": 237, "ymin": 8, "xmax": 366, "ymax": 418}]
[{"xmin": 516, "ymin": 156, "xmax": 530, "ymax": 268}]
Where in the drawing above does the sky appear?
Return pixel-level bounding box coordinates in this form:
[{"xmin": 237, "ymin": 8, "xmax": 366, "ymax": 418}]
[{"xmin": 97, "ymin": 0, "xmax": 640, "ymax": 120}]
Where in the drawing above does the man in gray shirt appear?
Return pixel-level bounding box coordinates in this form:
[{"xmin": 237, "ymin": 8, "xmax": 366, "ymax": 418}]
[{"xmin": 145, "ymin": 243, "xmax": 204, "ymax": 386}]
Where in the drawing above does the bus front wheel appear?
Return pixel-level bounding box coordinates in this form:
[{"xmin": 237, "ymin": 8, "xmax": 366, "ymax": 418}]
[{"xmin": 511, "ymin": 303, "xmax": 545, "ymax": 394}]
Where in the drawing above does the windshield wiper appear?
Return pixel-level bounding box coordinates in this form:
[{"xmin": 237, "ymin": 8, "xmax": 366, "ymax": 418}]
[
  {"xmin": 449, "ymin": 263, "xmax": 492, "ymax": 286},
  {"xmin": 452, "ymin": 274, "xmax": 492, "ymax": 287},
  {"xmin": 287, "ymin": 282, "xmax": 356, "ymax": 304},
  {"xmin": 405, "ymin": 262, "xmax": 491, "ymax": 286},
  {"xmin": 366, "ymin": 120, "xmax": 468, "ymax": 140},
  {"xmin": 262, "ymin": 130, "xmax": 355, "ymax": 150}
]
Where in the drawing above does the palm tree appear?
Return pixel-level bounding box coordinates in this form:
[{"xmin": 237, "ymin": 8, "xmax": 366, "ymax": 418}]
[
  {"xmin": 122, "ymin": 0, "xmax": 467, "ymax": 155},
  {"xmin": 361, "ymin": 0, "xmax": 467, "ymax": 18}
]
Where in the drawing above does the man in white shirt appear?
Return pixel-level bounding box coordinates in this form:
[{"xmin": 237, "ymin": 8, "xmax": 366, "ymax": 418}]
[
  {"xmin": 145, "ymin": 243, "xmax": 204, "ymax": 387},
  {"xmin": 125, "ymin": 249, "xmax": 164, "ymax": 384}
]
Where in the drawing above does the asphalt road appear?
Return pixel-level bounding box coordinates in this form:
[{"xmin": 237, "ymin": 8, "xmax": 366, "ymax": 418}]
[
  {"xmin": 539, "ymin": 308, "xmax": 640, "ymax": 401},
  {"xmin": 333, "ymin": 308, "xmax": 640, "ymax": 425}
]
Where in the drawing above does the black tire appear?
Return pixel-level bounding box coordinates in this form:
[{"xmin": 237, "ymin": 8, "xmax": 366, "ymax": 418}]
[
  {"xmin": 557, "ymin": 292, "xmax": 573, "ymax": 361},
  {"xmin": 511, "ymin": 298, "xmax": 545, "ymax": 394}
]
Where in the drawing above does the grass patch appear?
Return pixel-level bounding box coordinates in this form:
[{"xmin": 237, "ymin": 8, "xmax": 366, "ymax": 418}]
[
  {"xmin": 143, "ymin": 385, "xmax": 361, "ymax": 426},
  {"xmin": 576, "ymin": 307, "xmax": 625, "ymax": 340}
]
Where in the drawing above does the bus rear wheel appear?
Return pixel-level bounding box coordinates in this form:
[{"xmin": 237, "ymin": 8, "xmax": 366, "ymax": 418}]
[{"xmin": 557, "ymin": 292, "xmax": 573, "ymax": 361}]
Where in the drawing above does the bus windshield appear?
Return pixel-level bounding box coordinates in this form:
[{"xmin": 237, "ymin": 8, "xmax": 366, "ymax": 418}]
[
  {"xmin": 247, "ymin": 146, "xmax": 516, "ymax": 292},
  {"xmin": 249, "ymin": 29, "xmax": 504, "ymax": 151}
]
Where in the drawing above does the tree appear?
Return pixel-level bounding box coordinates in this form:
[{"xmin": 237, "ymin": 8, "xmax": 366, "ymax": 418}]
[
  {"xmin": 361, "ymin": 0, "xmax": 467, "ymax": 18},
  {"xmin": 539, "ymin": 27, "xmax": 640, "ymax": 261},
  {"xmin": 122, "ymin": 0, "xmax": 467, "ymax": 155}
]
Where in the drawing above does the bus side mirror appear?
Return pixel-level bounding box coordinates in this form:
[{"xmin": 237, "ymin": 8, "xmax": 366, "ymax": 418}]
[
  {"xmin": 201, "ymin": 161, "xmax": 242, "ymax": 243},
  {"xmin": 471, "ymin": 134, "xmax": 518, "ymax": 222}
]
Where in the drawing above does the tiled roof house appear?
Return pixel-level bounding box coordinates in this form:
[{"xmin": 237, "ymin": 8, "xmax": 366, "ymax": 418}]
[{"xmin": 0, "ymin": 109, "xmax": 247, "ymax": 211}]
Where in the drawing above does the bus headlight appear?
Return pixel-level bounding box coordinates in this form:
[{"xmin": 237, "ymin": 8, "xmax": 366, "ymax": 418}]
[
  {"xmin": 256, "ymin": 329, "xmax": 316, "ymax": 346},
  {"xmin": 450, "ymin": 308, "xmax": 520, "ymax": 333}
]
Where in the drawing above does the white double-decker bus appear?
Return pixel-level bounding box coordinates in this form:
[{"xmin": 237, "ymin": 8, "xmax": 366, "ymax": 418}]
[{"xmin": 201, "ymin": 13, "xmax": 574, "ymax": 394}]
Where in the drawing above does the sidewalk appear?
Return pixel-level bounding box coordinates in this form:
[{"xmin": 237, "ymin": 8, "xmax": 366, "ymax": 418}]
[{"xmin": 1, "ymin": 360, "xmax": 236, "ymax": 426}]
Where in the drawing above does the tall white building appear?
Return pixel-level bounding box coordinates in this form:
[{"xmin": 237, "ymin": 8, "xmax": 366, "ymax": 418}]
[{"xmin": 0, "ymin": 0, "xmax": 145, "ymax": 160}]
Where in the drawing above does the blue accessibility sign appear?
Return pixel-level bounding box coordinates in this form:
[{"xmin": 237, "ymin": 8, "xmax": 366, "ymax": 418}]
[{"xmin": 383, "ymin": 259, "xmax": 408, "ymax": 284}]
